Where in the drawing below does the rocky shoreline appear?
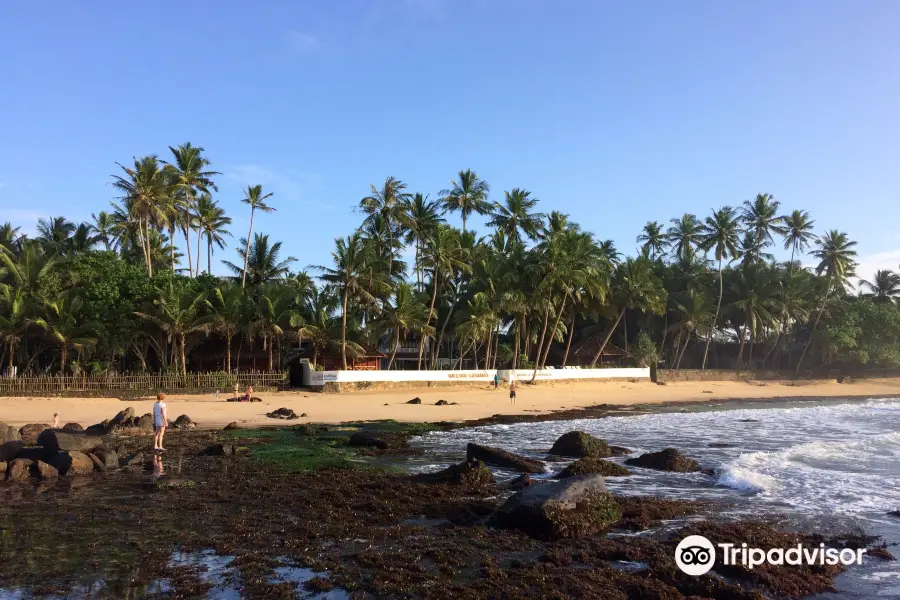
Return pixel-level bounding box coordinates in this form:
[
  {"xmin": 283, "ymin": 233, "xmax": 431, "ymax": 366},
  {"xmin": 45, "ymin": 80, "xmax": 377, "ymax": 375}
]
[{"xmin": 0, "ymin": 410, "xmax": 895, "ymax": 599}]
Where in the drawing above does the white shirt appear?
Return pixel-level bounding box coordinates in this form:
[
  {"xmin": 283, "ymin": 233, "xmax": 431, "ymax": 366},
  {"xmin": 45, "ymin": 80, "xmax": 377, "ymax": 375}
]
[{"xmin": 153, "ymin": 401, "xmax": 167, "ymax": 426}]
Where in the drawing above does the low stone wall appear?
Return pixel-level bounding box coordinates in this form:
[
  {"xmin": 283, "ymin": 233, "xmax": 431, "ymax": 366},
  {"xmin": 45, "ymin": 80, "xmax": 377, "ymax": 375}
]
[
  {"xmin": 657, "ymin": 369, "xmax": 795, "ymax": 383},
  {"xmin": 319, "ymin": 377, "xmax": 644, "ymax": 393}
]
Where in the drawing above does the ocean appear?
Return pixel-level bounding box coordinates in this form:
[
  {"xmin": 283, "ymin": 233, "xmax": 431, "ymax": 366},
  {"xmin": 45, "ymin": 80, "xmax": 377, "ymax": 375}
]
[{"xmin": 407, "ymin": 397, "xmax": 900, "ymax": 598}]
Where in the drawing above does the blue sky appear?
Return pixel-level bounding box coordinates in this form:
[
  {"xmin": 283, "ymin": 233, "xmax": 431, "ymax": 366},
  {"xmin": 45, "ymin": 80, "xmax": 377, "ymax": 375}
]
[{"xmin": 1, "ymin": 0, "xmax": 899, "ymax": 281}]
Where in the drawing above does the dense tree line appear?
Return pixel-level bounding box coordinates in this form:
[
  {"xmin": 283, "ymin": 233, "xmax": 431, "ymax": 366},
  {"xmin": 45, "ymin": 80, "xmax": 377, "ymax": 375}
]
[{"xmin": 2, "ymin": 143, "xmax": 900, "ymax": 377}]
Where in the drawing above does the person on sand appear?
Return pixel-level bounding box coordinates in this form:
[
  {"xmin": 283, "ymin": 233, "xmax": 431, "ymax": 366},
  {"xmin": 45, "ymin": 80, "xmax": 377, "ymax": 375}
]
[
  {"xmin": 153, "ymin": 393, "xmax": 168, "ymax": 451},
  {"xmin": 52, "ymin": 413, "xmax": 59, "ymax": 428},
  {"xmin": 509, "ymin": 381, "xmax": 517, "ymax": 404},
  {"xmin": 493, "ymin": 374, "xmax": 499, "ymax": 390},
  {"xmin": 244, "ymin": 385, "xmax": 254, "ymax": 402},
  {"xmin": 233, "ymin": 382, "xmax": 240, "ymax": 401}
]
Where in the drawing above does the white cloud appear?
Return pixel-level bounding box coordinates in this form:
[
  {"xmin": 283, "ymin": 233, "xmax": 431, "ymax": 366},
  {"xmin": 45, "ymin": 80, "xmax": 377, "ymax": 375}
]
[
  {"xmin": 286, "ymin": 30, "xmax": 320, "ymax": 53},
  {"xmin": 853, "ymin": 249, "xmax": 900, "ymax": 288}
]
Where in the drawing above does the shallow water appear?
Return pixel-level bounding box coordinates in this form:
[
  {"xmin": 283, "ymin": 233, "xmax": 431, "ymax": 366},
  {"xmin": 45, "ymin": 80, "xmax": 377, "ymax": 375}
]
[{"xmin": 408, "ymin": 396, "xmax": 900, "ymax": 598}]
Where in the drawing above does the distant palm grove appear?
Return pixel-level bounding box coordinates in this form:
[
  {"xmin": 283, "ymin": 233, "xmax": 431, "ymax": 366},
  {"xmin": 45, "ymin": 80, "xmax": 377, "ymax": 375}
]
[{"xmin": 2, "ymin": 142, "xmax": 900, "ymax": 379}]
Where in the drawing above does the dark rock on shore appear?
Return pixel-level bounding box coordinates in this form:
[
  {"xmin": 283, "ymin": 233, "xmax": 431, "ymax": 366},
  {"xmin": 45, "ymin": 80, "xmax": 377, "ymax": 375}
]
[
  {"xmin": 14, "ymin": 447, "xmax": 50, "ymax": 461},
  {"xmin": 412, "ymin": 459, "xmax": 495, "ymax": 487},
  {"xmin": 435, "ymin": 399, "xmax": 449, "ymax": 406},
  {"xmin": 557, "ymin": 457, "xmax": 631, "ymax": 478},
  {"xmin": 7, "ymin": 458, "xmax": 33, "ymax": 481},
  {"xmin": 19, "ymin": 423, "xmax": 50, "ymax": 445},
  {"xmin": 34, "ymin": 460, "xmax": 59, "ymax": 480},
  {"xmin": 407, "ymin": 397, "xmax": 422, "ymax": 405},
  {"xmin": 349, "ymin": 431, "xmax": 408, "ymax": 450},
  {"xmin": 509, "ymin": 474, "xmax": 535, "ymax": 490},
  {"xmin": 88, "ymin": 453, "xmax": 107, "ymax": 472},
  {"xmin": 92, "ymin": 448, "xmax": 119, "ymax": 470},
  {"xmin": 300, "ymin": 412, "xmax": 308, "ymax": 417},
  {"xmin": 295, "ymin": 424, "xmax": 328, "ymax": 436},
  {"xmin": 50, "ymin": 451, "xmax": 95, "ymax": 476},
  {"xmin": 121, "ymin": 452, "xmax": 147, "ymax": 468},
  {"xmin": 549, "ymin": 431, "xmax": 612, "ymax": 458},
  {"xmin": 625, "ymin": 448, "xmax": 701, "ymax": 472},
  {"xmin": 223, "ymin": 421, "xmax": 241, "ymax": 431},
  {"xmin": 0, "ymin": 423, "xmax": 21, "ymax": 444},
  {"xmin": 707, "ymin": 442, "xmax": 735, "ymax": 448},
  {"xmin": 609, "ymin": 445, "xmax": 633, "ymax": 456},
  {"xmin": 200, "ymin": 444, "xmax": 235, "ymax": 457},
  {"xmin": 108, "ymin": 407, "xmax": 136, "ymax": 433},
  {"xmin": 136, "ymin": 414, "xmax": 154, "ymax": 431},
  {"xmin": 467, "ymin": 443, "xmax": 545, "ymax": 474},
  {"xmin": 266, "ymin": 408, "xmax": 298, "ymax": 420},
  {"xmin": 0, "ymin": 461, "xmax": 5, "ymax": 476},
  {"xmin": 0, "ymin": 441, "xmax": 23, "ymax": 462},
  {"xmin": 172, "ymin": 415, "xmax": 197, "ymax": 430},
  {"xmin": 493, "ymin": 475, "xmax": 621, "ymax": 540},
  {"xmin": 84, "ymin": 420, "xmax": 109, "ymax": 435},
  {"xmin": 37, "ymin": 430, "xmax": 104, "ymax": 454},
  {"xmin": 888, "ymin": 510, "xmax": 900, "ymax": 518},
  {"xmin": 62, "ymin": 422, "xmax": 84, "ymax": 432}
]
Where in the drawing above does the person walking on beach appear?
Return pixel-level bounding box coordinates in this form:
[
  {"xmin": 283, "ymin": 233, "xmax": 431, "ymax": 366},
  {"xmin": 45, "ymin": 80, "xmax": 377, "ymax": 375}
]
[
  {"xmin": 153, "ymin": 393, "xmax": 168, "ymax": 451},
  {"xmin": 509, "ymin": 381, "xmax": 517, "ymax": 404},
  {"xmin": 233, "ymin": 382, "xmax": 240, "ymax": 400},
  {"xmin": 52, "ymin": 413, "xmax": 59, "ymax": 428},
  {"xmin": 493, "ymin": 373, "xmax": 499, "ymax": 390}
]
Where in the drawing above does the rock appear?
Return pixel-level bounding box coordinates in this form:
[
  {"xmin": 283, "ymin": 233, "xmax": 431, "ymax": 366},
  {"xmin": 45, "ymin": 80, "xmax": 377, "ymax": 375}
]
[
  {"xmin": 34, "ymin": 461, "xmax": 59, "ymax": 479},
  {"xmin": 300, "ymin": 413, "xmax": 308, "ymax": 417},
  {"xmin": 223, "ymin": 422, "xmax": 241, "ymax": 431},
  {"xmin": 295, "ymin": 424, "xmax": 328, "ymax": 436},
  {"xmin": 492, "ymin": 475, "xmax": 621, "ymax": 540},
  {"xmin": 50, "ymin": 451, "xmax": 95, "ymax": 476},
  {"xmin": 14, "ymin": 447, "xmax": 50, "ymax": 462},
  {"xmin": 7, "ymin": 458, "xmax": 34, "ymax": 482},
  {"xmin": 92, "ymin": 447, "xmax": 119, "ymax": 470},
  {"xmin": 349, "ymin": 431, "xmax": 409, "ymax": 450},
  {"xmin": 88, "ymin": 453, "xmax": 107, "ymax": 472},
  {"xmin": 707, "ymin": 443, "xmax": 736, "ymax": 448},
  {"xmin": 407, "ymin": 397, "xmax": 422, "ymax": 405},
  {"xmin": 738, "ymin": 419, "xmax": 760, "ymax": 423},
  {"xmin": 84, "ymin": 420, "xmax": 109, "ymax": 435},
  {"xmin": 509, "ymin": 474, "xmax": 536, "ymax": 490},
  {"xmin": 0, "ymin": 423, "xmax": 21, "ymax": 444},
  {"xmin": 136, "ymin": 414, "xmax": 155, "ymax": 432},
  {"xmin": 550, "ymin": 431, "xmax": 612, "ymax": 458},
  {"xmin": 413, "ymin": 459, "xmax": 495, "ymax": 487},
  {"xmin": 121, "ymin": 452, "xmax": 147, "ymax": 468},
  {"xmin": 0, "ymin": 441, "xmax": 24, "ymax": 462},
  {"xmin": 609, "ymin": 446, "xmax": 633, "ymax": 456},
  {"xmin": 888, "ymin": 510, "xmax": 900, "ymax": 518},
  {"xmin": 624, "ymin": 448, "xmax": 701, "ymax": 473},
  {"xmin": 62, "ymin": 422, "xmax": 84, "ymax": 432},
  {"xmin": 172, "ymin": 415, "xmax": 197, "ymax": 430},
  {"xmin": 557, "ymin": 457, "xmax": 631, "ymax": 478},
  {"xmin": 265, "ymin": 408, "xmax": 298, "ymax": 420},
  {"xmin": 837, "ymin": 375, "xmax": 852, "ymax": 384},
  {"xmin": 107, "ymin": 407, "xmax": 136, "ymax": 433},
  {"xmin": 0, "ymin": 461, "xmax": 6, "ymax": 475},
  {"xmin": 466, "ymin": 443, "xmax": 545, "ymax": 474},
  {"xmin": 435, "ymin": 400, "xmax": 450, "ymax": 406},
  {"xmin": 18, "ymin": 423, "xmax": 50, "ymax": 445},
  {"xmin": 200, "ymin": 444, "xmax": 235, "ymax": 457},
  {"xmin": 36, "ymin": 430, "xmax": 104, "ymax": 454}
]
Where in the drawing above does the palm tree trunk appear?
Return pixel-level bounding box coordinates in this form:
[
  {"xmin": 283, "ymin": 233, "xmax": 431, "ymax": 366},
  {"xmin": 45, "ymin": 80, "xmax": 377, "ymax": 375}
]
[
  {"xmin": 268, "ymin": 336, "xmax": 274, "ymax": 371},
  {"xmin": 796, "ymin": 277, "xmax": 832, "ymax": 375},
  {"xmin": 60, "ymin": 344, "xmax": 67, "ymax": 374},
  {"xmin": 225, "ymin": 333, "xmax": 232, "ymax": 373},
  {"xmin": 144, "ymin": 219, "xmax": 154, "ymax": 277},
  {"xmin": 561, "ymin": 307, "xmax": 577, "ymax": 367},
  {"xmin": 184, "ymin": 225, "xmax": 193, "ymax": 278},
  {"xmin": 419, "ymin": 272, "xmax": 439, "ymax": 370},
  {"xmin": 241, "ymin": 208, "xmax": 255, "ymax": 290},
  {"xmin": 169, "ymin": 225, "xmax": 176, "ymax": 273},
  {"xmin": 431, "ymin": 302, "xmax": 456, "ymax": 369},
  {"xmin": 590, "ymin": 308, "xmax": 627, "ymax": 367},
  {"xmin": 341, "ymin": 287, "xmax": 349, "ymax": 370},
  {"xmin": 542, "ymin": 294, "xmax": 568, "ymax": 368},
  {"xmin": 512, "ymin": 315, "xmax": 521, "ymax": 371},
  {"xmin": 388, "ymin": 328, "xmax": 400, "ymax": 370},
  {"xmin": 180, "ymin": 333, "xmax": 187, "ymax": 375},
  {"xmin": 737, "ymin": 325, "xmax": 747, "ymax": 365},
  {"xmin": 702, "ymin": 260, "xmax": 724, "ymax": 370},
  {"xmin": 196, "ymin": 224, "xmax": 203, "ymax": 277},
  {"xmin": 207, "ymin": 237, "xmax": 212, "ymax": 274},
  {"xmin": 530, "ymin": 300, "xmax": 553, "ymax": 382},
  {"xmin": 484, "ymin": 327, "xmax": 492, "ymax": 370},
  {"xmin": 8, "ymin": 341, "xmax": 16, "ymax": 377},
  {"xmin": 762, "ymin": 328, "xmax": 781, "ymax": 367},
  {"xmin": 676, "ymin": 331, "xmax": 690, "ymax": 369}
]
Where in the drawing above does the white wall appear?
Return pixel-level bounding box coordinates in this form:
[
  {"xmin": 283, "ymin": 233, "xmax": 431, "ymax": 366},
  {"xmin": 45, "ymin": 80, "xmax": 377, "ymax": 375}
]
[{"xmin": 307, "ymin": 367, "xmax": 649, "ymax": 386}]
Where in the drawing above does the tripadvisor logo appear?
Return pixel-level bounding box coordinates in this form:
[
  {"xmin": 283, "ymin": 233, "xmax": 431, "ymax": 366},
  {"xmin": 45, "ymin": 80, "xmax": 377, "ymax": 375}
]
[{"xmin": 675, "ymin": 535, "xmax": 866, "ymax": 576}]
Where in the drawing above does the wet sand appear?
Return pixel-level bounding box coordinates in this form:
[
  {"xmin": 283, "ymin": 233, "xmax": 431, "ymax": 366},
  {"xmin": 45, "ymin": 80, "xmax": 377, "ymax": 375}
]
[{"xmin": 1, "ymin": 377, "xmax": 899, "ymax": 429}]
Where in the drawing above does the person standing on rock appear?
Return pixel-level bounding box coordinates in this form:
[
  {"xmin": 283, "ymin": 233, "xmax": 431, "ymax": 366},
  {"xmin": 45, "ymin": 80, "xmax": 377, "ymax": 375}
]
[{"xmin": 153, "ymin": 393, "xmax": 168, "ymax": 451}]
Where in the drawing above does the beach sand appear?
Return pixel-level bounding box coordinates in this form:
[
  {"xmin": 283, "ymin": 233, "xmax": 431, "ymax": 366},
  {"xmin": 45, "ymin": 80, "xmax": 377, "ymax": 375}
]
[{"xmin": 2, "ymin": 377, "xmax": 899, "ymax": 430}]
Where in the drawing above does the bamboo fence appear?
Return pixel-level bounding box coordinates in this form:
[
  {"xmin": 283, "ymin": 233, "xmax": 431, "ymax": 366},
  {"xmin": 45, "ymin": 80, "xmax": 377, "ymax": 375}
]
[{"xmin": 0, "ymin": 371, "xmax": 289, "ymax": 394}]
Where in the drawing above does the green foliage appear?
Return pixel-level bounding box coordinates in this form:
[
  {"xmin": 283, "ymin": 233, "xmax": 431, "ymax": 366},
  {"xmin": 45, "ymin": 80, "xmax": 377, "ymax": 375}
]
[
  {"xmin": 820, "ymin": 299, "xmax": 900, "ymax": 367},
  {"xmin": 632, "ymin": 331, "xmax": 658, "ymax": 367}
]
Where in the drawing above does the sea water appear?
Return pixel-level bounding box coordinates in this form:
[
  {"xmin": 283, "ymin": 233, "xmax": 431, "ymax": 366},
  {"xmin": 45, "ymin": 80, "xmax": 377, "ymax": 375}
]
[{"xmin": 408, "ymin": 397, "xmax": 900, "ymax": 598}]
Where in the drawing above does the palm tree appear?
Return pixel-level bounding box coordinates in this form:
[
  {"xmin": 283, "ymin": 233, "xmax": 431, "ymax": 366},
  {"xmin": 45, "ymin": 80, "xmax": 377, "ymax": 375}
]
[
  {"xmin": 403, "ymin": 193, "xmax": 444, "ymax": 289},
  {"xmin": 90, "ymin": 211, "xmax": 117, "ymax": 251},
  {"xmin": 110, "ymin": 155, "xmax": 172, "ymax": 277},
  {"xmin": 239, "ymin": 185, "xmax": 275, "ymax": 289},
  {"xmin": 439, "ymin": 169, "xmax": 491, "ymax": 233},
  {"xmin": 69, "ymin": 223, "xmax": 97, "ymax": 255},
  {"xmin": 781, "ymin": 209, "xmax": 816, "ymax": 273},
  {"xmin": 741, "ymin": 193, "xmax": 785, "ymax": 266},
  {"xmin": 379, "ymin": 282, "xmax": 428, "ymax": 369},
  {"xmin": 488, "ymin": 189, "xmax": 544, "ymax": 244},
  {"xmin": 315, "ymin": 233, "xmax": 384, "ymax": 369},
  {"xmin": 795, "ymin": 230, "xmax": 858, "ymax": 373},
  {"xmin": 135, "ymin": 281, "xmax": 209, "ymax": 375},
  {"xmin": 667, "ymin": 213, "xmax": 703, "ymax": 263},
  {"xmin": 859, "ymin": 269, "xmax": 900, "ymax": 304},
  {"xmin": 637, "ymin": 221, "xmax": 668, "ymax": 259},
  {"xmin": 33, "ymin": 292, "xmax": 98, "ymax": 373},
  {"xmin": 590, "ymin": 256, "xmax": 666, "ymax": 367},
  {"xmin": 298, "ymin": 286, "xmax": 358, "ymax": 368},
  {"xmin": 207, "ymin": 282, "xmax": 245, "ymax": 372},
  {"xmin": 359, "ymin": 176, "xmax": 410, "ymax": 277},
  {"xmin": 248, "ymin": 284, "xmax": 299, "ymax": 371},
  {"xmin": 669, "ymin": 288, "xmax": 714, "ymax": 369},
  {"xmin": 418, "ymin": 225, "xmax": 470, "ymax": 368},
  {"xmin": 729, "ymin": 268, "xmax": 778, "ymax": 364},
  {"xmin": 36, "ymin": 216, "xmax": 76, "ymax": 255},
  {"xmin": 699, "ymin": 206, "xmax": 741, "ymax": 368},
  {"xmin": 0, "ymin": 223, "xmax": 22, "ymax": 255},
  {"xmin": 195, "ymin": 193, "xmax": 231, "ymax": 274},
  {"xmin": 0, "ymin": 287, "xmax": 31, "ymax": 377},
  {"xmin": 0, "ymin": 242, "xmax": 58, "ymax": 306},
  {"xmin": 163, "ymin": 143, "xmax": 220, "ymax": 277},
  {"xmin": 223, "ymin": 233, "xmax": 296, "ymax": 287}
]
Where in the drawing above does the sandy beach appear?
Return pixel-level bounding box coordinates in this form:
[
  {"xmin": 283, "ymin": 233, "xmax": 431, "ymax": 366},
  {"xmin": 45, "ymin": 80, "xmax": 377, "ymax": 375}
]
[{"xmin": 2, "ymin": 377, "xmax": 899, "ymax": 429}]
